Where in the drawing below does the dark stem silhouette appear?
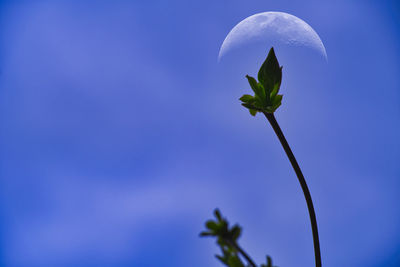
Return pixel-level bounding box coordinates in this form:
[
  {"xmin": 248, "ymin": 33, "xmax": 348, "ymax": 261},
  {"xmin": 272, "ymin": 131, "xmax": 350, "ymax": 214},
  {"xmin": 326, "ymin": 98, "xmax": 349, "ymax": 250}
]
[
  {"xmin": 227, "ymin": 239, "xmax": 257, "ymax": 267},
  {"xmin": 264, "ymin": 112, "xmax": 322, "ymax": 267}
]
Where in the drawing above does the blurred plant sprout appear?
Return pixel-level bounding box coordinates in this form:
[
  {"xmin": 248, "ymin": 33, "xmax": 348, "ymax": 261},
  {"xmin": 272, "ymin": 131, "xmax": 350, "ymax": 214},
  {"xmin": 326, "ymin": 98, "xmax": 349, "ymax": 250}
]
[
  {"xmin": 200, "ymin": 209, "xmax": 277, "ymax": 267},
  {"xmin": 201, "ymin": 47, "xmax": 322, "ymax": 267}
]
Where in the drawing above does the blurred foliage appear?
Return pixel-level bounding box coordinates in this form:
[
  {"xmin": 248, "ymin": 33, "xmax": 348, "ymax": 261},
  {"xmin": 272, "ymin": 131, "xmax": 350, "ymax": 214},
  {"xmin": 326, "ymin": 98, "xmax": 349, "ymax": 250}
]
[{"xmin": 200, "ymin": 209, "xmax": 277, "ymax": 267}]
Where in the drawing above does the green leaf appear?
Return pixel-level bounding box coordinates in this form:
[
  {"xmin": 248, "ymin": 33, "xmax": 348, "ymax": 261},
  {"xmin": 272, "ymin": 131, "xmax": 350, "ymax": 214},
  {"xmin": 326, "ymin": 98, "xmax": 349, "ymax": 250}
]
[
  {"xmin": 230, "ymin": 225, "xmax": 242, "ymax": 241},
  {"xmin": 206, "ymin": 220, "xmax": 218, "ymax": 231},
  {"xmin": 256, "ymin": 83, "xmax": 267, "ymax": 103},
  {"xmin": 220, "ymin": 220, "xmax": 229, "ymax": 233},
  {"xmin": 271, "ymin": 94, "xmax": 283, "ymax": 106},
  {"xmin": 246, "ymin": 75, "xmax": 266, "ymax": 100},
  {"xmin": 258, "ymin": 47, "xmax": 282, "ymax": 94},
  {"xmin": 267, "ymin": 256, "xmax": 273, "ymax": 267},
  {"xmin": 241, "ymin": 103, "xmax": 255, "ymax": 110},
  {"xmin": 245, "ymin": 75, "xmax": 259, "ymax": 94},
  {"xmin": 199, "ymin": 231, "xmax": 213, "ymax": 237},
  {"xmin": 272, "ymin": 95, "xmax": 282, "ymax": 110},
  {"xmin": 270, "ymin": 81, "xmax": 281, "ymax": 99},
  {"xmin": 253, "ymin": 96, "xmax": 265, "ymax": 109},
  {"xmin": 239, "ymin": 94, "xmax": 254, "ymax": 102},
  {"xmin": 199, "ymin": 231, "xmax": 209, "ymax": 236},
  {"xmin": 214, "ymin": 209, "xmax": 222, "ymax": 221},
  {"xmin": 249, "ymin": 109, "xmax": 257, "ymax": 116}
]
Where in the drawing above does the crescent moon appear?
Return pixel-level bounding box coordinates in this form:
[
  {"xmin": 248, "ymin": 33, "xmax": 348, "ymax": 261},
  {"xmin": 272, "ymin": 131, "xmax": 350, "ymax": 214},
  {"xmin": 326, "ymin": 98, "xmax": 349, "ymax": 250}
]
[{"xmin": 218, "ymin": 12, "xmax": 327, "ymax": 61}]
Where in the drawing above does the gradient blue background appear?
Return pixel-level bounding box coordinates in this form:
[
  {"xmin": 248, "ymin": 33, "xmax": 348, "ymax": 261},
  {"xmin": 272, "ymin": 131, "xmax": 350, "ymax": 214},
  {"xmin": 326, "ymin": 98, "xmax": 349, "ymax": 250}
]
[{"xmin": 0, "ymin": 1, "xmax": 399, "ymax": 266}]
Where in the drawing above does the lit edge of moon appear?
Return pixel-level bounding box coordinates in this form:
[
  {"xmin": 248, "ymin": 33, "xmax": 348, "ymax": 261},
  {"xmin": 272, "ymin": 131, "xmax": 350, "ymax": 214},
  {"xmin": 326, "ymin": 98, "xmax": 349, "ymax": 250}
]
[{"xmin": 218, "ymin": 12, "xmax": 327, "ymax": 61}]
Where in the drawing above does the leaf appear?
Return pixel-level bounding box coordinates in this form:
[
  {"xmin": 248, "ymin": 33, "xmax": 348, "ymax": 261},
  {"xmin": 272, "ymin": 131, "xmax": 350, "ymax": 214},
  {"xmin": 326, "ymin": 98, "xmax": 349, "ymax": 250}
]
[
  {"xmin": 256, "ymin": 83, "xmax": 267, "ymax": 103},
  {"xmin": 246, "ymin": 75, "xmax": 265, "ymax": 100},
  {"xmin": 206, "ymin": 220, "xmax": 218, "ymax": 231},
  {"xmin": 214, "ymin": 209, "xmax": 222, "ymax": 221},
  {"xmin": 258, "ymin": 47, "xmax": 282, "ymax": 94},
  {"xmin": 253, "ymin": 95, "xmax": 265, "ymax": 109},
  {"xmin": 241, "ymin": 103, "xmax": 255, "ymax": 110},
  {"xmin": 272, "ymin": 103, "xmax": 281, "ymax": 111},
  {"xmin": 245, "ymin": 75, "xmax": 259, "ymax": 94},
  {"xmin": 230, "ymin": 225, "xmax": 242, "ymax": 241},
  {"xmin": 266, "ymin": 255, "xmax": 273, "ymax": 267},
  {"xmin": 239, "ymin": 94, "xmax": 254, "ymax": 102},
  {"xmin": 220, "ymin": 220, "xmax": 229, "ymax": 233},
  {"xmin": 199, "ymin": 231, "xmax": 213, "ymax": 237},
  {"xmin": 270, "ymin": 79, "xmax": 282, "ymax": 99},
  {"xmin": 249, "ymin": 109, "xmax": 257, "ymax": 116},
  {"xmin": 271, "ymin": 94, "xmax": 283, "ymax": 106}
]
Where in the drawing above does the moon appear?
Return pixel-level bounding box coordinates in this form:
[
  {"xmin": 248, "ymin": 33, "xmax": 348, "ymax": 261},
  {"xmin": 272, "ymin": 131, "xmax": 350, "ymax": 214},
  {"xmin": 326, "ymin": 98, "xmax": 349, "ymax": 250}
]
[{"xmin": 218, "ymin": 12, "xmax": 327, "ymax": 61}]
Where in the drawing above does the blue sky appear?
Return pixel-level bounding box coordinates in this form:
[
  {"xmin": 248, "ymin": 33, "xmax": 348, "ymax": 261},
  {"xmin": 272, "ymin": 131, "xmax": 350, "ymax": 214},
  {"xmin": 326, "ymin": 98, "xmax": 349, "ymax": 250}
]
[{"xmin": 0, "ymin": 1, "xmax": 399, "ymax": 266}]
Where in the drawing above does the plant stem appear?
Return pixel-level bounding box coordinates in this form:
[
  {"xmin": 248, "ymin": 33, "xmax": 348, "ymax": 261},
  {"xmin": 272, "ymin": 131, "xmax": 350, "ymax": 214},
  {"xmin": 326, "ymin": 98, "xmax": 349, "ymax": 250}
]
[
  {"xmin": 227, "ymin": 239, "xmax": 257, "ymax": 267},
  {"xmin": 263, "ymin": 112, "xmax": 322, "ymax": 267}
]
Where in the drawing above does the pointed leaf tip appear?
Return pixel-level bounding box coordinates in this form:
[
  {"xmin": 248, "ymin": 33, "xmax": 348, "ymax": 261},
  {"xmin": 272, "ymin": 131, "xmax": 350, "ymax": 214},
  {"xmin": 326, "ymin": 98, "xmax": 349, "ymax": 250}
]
[
  {"xmin": 214, "ymin": 209, "xmax": 222, "ymax": 221},
  {"xmin": 245, "ymin": 75, "xmax": 259, "ymax": 94},
  {"xmin": 258, "ymin": 47, "xmax": 282, "ymax": 95},
  {"xmin": 239, "ymin": 94, "xmax": 253, "ymax": 102}
]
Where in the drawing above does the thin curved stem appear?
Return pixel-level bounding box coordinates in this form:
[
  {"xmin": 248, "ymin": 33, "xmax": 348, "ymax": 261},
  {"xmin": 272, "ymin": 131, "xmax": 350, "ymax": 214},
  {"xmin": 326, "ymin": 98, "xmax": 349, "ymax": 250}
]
[{"xmin": 263, "ymin": 112, "xmax": 322, "ymax": 267}]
